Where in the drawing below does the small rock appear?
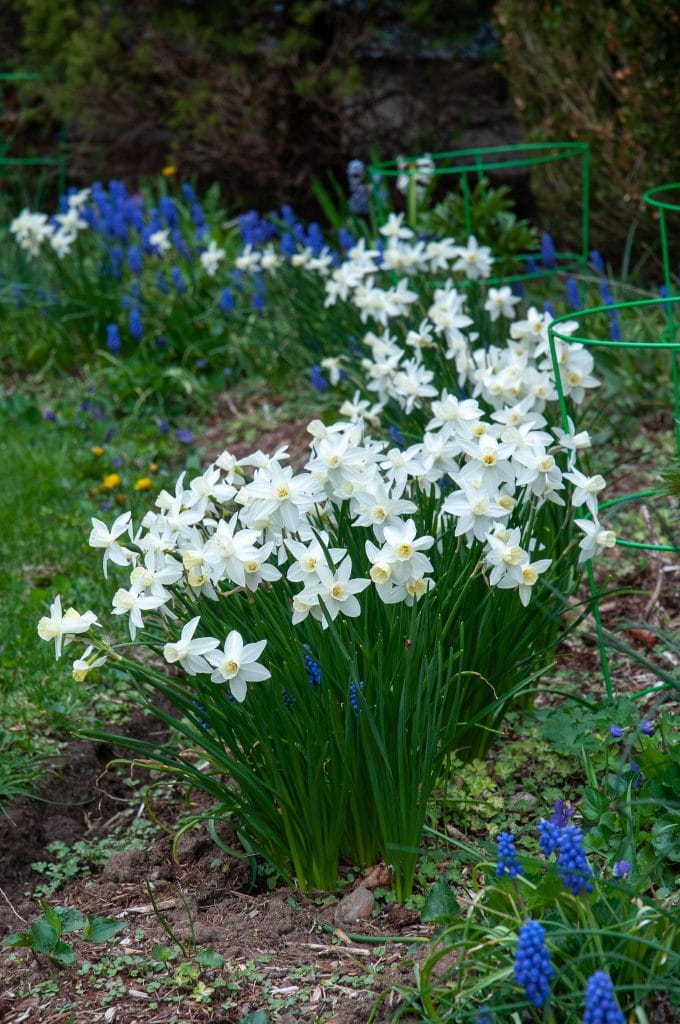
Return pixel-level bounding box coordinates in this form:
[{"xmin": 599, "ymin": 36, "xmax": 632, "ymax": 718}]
[
  {"xmin": 509, "ymin": 792, "xmax": 538, "ymax": 807},
  {"xmin": 333, "ymin": 885, "xmax": 375, "ymax": 925}
]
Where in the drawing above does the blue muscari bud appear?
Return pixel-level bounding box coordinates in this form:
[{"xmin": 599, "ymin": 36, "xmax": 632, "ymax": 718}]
[
  {"xmin": 159, "ymin": 195, "xmax": 178, "ymax": 229},
  {"xmin": 566, "ymin": 276, "xmax": 581, "ymax": 310},
  {"xmin": 556, "ymin": 824, "xmax": 593, "ymax": 895},
  {"xmin": 310, "ymin": 365, "xmax": 328, "ymax": 391},
  {"xmin": 106, "ymin": 324, "xmax": 122, "ymax": 355},
  {"xmin": 583, "ymin": 971, "xmax": 625, "ymax": 1024},
  {"xmin": 496, "ymin": 831, "xmax": 524, "ymax": 878},
  {"xmin": 348, "ymin": 185, "xmax": 370, "ymax": 216},
  {"xmin": 526, "ymin": 256, "xmax": 538, "ymax": 274},
  {"xmin": 282, "ymin": 688, "xmax": 294, "ymax": 712},
  {"xmin": 182, "ymin": 182, "xmax": 197, "ymax": 204},
  {"xmin": 543, "ymin": 299, "xmax": 556, "ymax": 317},
  {"xmin": 610, "ymin": 723, "xmax": 626, "ymax": 738},
  {"xmin": 141, "ymin": 225, "xmax": 156, "ymax": 254},
  {"xmin": 219, "ymin": 288, "xmax": 235, "ymax": 313},
  {"xmin": 537, "ymin": 820, "xmax": 560, "ymax": 857},
  {"xmin": 475, "ymin": 1008, "xmax": 494, "ymax": 1024},
  {"xmin": 306, "ymin": 222, "xmax": 325, "ymax": 256},
  {"xmin": 541, "ymin": 232, "xmax": 557, "ymax": 269},
  {"xmin": 171, "ymin": 267, "xmax": 186, "ymax": 294},
  {"xmin": 609, "ymin": 317, "xmax": 621, "ymax": 341},
  {"xmin": 280, "ymin": 233, "xmax": 296, "ymax": 257},
  {"xmin": 171, "ymin": 228, "xmax": 190, "ymax": 259},
  {"xmin": 191, "ymin": 202, "xmax": 205, "ymax": 228},
  {"xmin": 109, "ymin": 179, "xmax": 128, "ymax": 204},
  {"xmin": 349, "ymin": 680, "xmax": 364, "ymax": 713},
  {"xmin": 128, "ymin": 203, "xmax": 145, "ymax": 233},
  {"xmin": 109, "ymin": 245, "xmax": 123, "ymax": 280},
  {"xmin": 514, "ymin": 920, "xmax": 554, "ymax": 1008},
  {"xmin": 252, "ymin": 292, "xmax": 265, "ymax": 312},
  {"xmin": 156, "ymin": 271, "xmax": 169, "ymax": 294},
  {"xmin": 128, "ymin": 244, "xmax": 143, "ymax": 275},
  {"xmin": 388, "ymin": 425, "xmax": 405, "ymax": 447},
  {"xmin": 599, "ymin": 279, "xmax": 614, "ymax": 305},
  {"xmin": 639, "ymin": 718, "xmax": 654, "ymax": 736},
  {"xmin": 590, "ymin": 249, "xmax": 605, "ymax": 274},
  {"xmin": 128, "ymin": 308, "xmax": 143, "ymax": 342},
  {"xmin": 338, "ymin": 227, "xmax": 355, "ymax": 251},
  {"xmin": 280, "ymin": 204, "xmax": 297, "ymax": 227},
  {"xmin": 192, "ymin": 699, "xmax": 212, "ymax": 731},
  {"xmin": 512, "ymin": 281, "xmax": 524, "ymax": 298},
  {"xmin": 303, "ymin": 646, "xmax": 321, "ymax": 689}
]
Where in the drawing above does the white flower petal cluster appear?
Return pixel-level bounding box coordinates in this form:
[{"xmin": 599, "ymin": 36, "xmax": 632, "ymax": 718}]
[
  {"xmin": 11, "ymin": 192, "xmax": 91, "ymax": 259},
  {"xmin": 200, "ymin": 239, "xmax": 226, "ymax": 276},
  {"xmin": 37, "ymin": 596, "xmax": 99, "ymax": 659}
]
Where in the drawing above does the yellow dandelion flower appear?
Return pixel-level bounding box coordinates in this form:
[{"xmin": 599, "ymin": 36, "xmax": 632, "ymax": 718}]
[
  {"xmin": 91, "ymin": 446, "xmax": 104, "ymax": 457},
  {"xmin": 148, "ymin": 462, "xmax": 159, "ymax": 473},
  {"xmin": 103, "ymin": 473, "xmax": 121, "ymax": 489},
  {"xmin": 133, "ymin": 477, "xmax": 152, "ymax": 491},
  {"xmin": 162, "ymin": 164, "xmax": 177, "ymax": 177}
]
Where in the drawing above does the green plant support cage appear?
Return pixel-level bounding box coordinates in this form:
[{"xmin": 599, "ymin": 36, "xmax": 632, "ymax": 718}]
[
  {"xmin": 548, "ymin": 290, "xmax": 680, "ymax": 701},
  {"xmin": 0, "ymin": 72, "xmax": 67, "ymax": 206},
  {"xmin": 368, "ymin": 142, "xmax": 590, "ymax": 287}
]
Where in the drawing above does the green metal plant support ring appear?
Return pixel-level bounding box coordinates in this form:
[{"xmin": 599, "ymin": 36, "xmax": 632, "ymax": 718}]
[
  {"xmin": 549, "ymin": 296, "xmax": 680, "ymax": 699},
  {"xmin": 0, "ymin": 71, "xmax": 67, "ymax": 199},
  {"xmin": 368, "ymin": 142, "xmax": 591, "ymax": 285},
  {"xmin": 643, "ymin": 183, "xmax": 680, "ymax": 299}
]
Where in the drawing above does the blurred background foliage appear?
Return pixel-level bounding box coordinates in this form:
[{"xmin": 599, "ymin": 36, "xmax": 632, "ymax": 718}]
[
  {"xmin": 0, "ymin": 0, "xmax": 498, "ymax": 214},
  {"xmin": 1, "ymin": 0, "xmax": 678, "ymax": 262},
  {"xmin": 495, "ymin": 0, "xmax": 680, "ymax": 260}
]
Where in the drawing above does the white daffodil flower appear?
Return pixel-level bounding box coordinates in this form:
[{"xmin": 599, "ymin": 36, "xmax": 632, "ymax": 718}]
[
  {"xmin": 37, "ymin": 595, "xmax": 99, "ymax": 659},
  {"xmin": 205, "ymin": 631, "xmax": 270, "ymax": 701},
  {"xmin": 163, "ymin": 617, "xmax": 220, "ymax": 675},
  {"xmin": 72, "ymin": 646, "xmax": 107, "ymax": 682}
]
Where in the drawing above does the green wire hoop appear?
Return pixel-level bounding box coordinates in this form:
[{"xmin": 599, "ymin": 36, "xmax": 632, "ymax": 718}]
[
  {"xmin": 368, "ymin": 142, "xmax": 591, "ymax": 285},
  {"xmin": 0, "ymin": 72, "xmax": 67, "ymax": 201},
  {"xmin": 548, "ymin": 296, "xmax": 680, "ymax": 699}
]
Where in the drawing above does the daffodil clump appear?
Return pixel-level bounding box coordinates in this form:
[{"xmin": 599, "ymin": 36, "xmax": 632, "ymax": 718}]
[
  {"xmin": 34, "ymin": 207, "xmax": 618, "ymax": 894},
  {"xmin": 37, "ymin": 377, "xmax": 614, "ymax": 894}
]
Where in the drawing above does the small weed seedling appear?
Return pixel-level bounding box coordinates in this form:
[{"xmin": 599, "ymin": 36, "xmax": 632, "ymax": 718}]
[{"xmin": 3, "ymin": 901, "xmax": 126, "ymax": 967}]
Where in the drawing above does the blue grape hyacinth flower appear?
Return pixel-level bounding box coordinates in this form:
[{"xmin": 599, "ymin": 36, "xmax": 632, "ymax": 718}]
[
  {"xmin": 583, "ymin": 971, "xmax": 625, "ymax": 1024},
  {"xmin": 496, "ymin": 832, "xmax": 524, "ymax": 878},
  {"xmin": 556, "ymin": 824, "xmax": 593, "ymax": 896},
  {"xmin": 537, "ymin": 820, "xmax": 561, "ymax": 858},
  {"xmin": 106, "ymin": 323, "xmax": 122, "ymax": 355},
  {"xmin": 514, "ymin": 919, "xmax": 554, "ymax": 1008}
]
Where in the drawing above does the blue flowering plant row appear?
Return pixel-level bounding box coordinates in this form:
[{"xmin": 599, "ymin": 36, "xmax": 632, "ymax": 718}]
[
  {"xmin": 4, "ymin": 180, "xmax": 346, "ymax": 400},
  {"xmin": 397, "ymin": 812, "xmax": 679, "ymax": 1022}
]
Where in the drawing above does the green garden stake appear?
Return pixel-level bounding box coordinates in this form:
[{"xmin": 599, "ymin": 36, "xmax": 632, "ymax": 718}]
[{"xmin": 549, "ymin": 295, "xmax": 680, "ymax": 701}]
